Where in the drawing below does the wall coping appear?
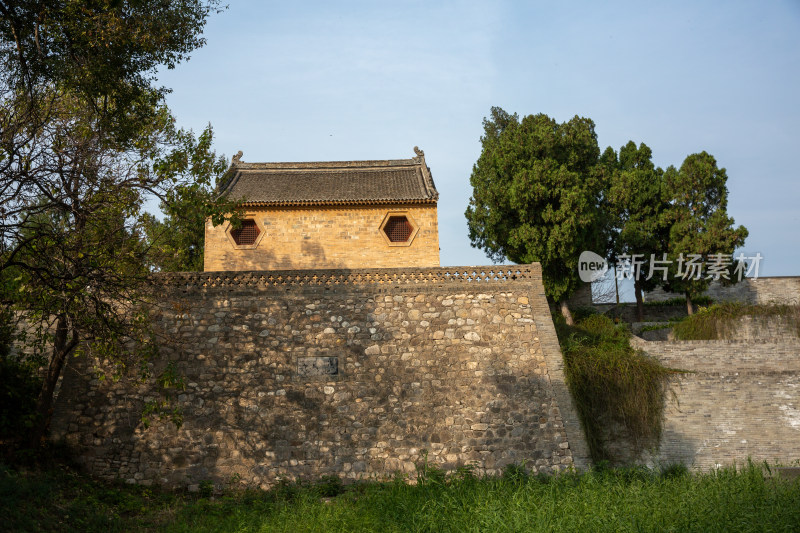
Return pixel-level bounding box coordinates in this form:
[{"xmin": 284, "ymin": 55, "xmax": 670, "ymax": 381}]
[
  {"xmin": 154, "ymin": 264, "xmax": 542, "ymax": 290},
  {"xmin": 631, "ymin": 336, "xmax": 800, "ymax": 347}
]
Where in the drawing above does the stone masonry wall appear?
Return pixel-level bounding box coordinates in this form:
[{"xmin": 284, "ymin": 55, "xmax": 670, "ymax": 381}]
[
  {"xmin": 631, "ymin": 336, "xmax": 800, "ymax": 470},
  {"xmin": 203, "ymin": 204, "xmax": 440, "ymax": 271},
  {"xmin": 51, "ymin": 265, "xmax": 589, "ymax": 489}
]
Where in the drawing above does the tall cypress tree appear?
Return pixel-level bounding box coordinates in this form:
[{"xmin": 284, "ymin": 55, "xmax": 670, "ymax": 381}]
[
  {"xmin": 466, "ymin": 108, "xmax": 605, "ymax": 324},
  {"xmin": 662, "ymin": 152, "xmax": 748, "ymax": 314}
]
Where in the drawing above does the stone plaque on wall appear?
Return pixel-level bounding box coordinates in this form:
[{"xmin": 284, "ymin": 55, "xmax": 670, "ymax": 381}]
[{"xmin": 297, "ymin": 356, "xmax": 338, "ymax": 377}]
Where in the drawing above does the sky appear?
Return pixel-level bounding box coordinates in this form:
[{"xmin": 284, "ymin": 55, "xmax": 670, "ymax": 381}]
[{"xmin": 156, "ymin": 0, "xmax": 800, "ymax": 277}]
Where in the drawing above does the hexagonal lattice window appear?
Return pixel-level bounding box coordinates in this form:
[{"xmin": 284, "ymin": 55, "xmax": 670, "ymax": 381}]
[
  {"xmin": 383, "ymin": 215, "xmax": 414, "ymax": 243},
  {"xmin": 230, "ymin": 219, "xmax": 260, "ymax": 246}
]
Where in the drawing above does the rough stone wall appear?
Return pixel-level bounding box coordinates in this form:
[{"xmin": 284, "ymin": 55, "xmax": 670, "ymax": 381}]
[
  {"xmin": 51, "ymin": 265, "xmax": 589, "ymax": 489},
  {"xmin": 631, "ymin": 336, "xmax": 800, "ymax": 469},
  {"xmin": 646, "ymin": 277, "xmax": 800, "ymax": 305},
  {"xmin": 203, "ymin": 204, "xmax": 440, "ymax": 271}
]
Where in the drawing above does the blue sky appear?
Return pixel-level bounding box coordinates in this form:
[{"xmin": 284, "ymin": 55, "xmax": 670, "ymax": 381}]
[{"xmin": 156, "ymin": 0, "xmax": 800, "ymax": 276}]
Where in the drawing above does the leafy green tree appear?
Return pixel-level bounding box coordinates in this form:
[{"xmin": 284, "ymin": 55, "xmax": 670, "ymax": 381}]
[
  {"xmin": 605, "ymin": 141, "xmax": 670, "ymax": 320},
  {"xmin": 0, "ymin": 94, "xmax": 187, "ymax": 447},
  {"xmin": 662, "ymin": 152, "xmax": 748, "ymax": 314},
  {"xmin": 466, "ymin": 108, "xmax": 605, "ymax": 324},
  {"xmin": 142, "ymin": 125, "xmax": 235, "ymax": 272},
  {"xmin": 0, "ymin": 0, "xmax": 222, "ymax": 144},
  {"xmin": 0, "ymin": 0, "xmax": 225, "ymax": 447}
]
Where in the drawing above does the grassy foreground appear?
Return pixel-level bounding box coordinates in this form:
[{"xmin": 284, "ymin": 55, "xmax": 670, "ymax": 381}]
[{"xmin": 2, "ymin": 462, "xmax": 799, "ymax": 532}]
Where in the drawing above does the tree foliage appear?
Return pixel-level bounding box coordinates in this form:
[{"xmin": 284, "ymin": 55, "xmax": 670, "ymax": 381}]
[
  {"xmin": 0, "ymin": 0, "xmax": 224, "ymax": 447},
  {"xmin": 0, "ymin": 0, "xmax": 221, "ymax": 143},
  {"xmin": 142, "ymin": 125, "xmax": 235, "ymax": 272},
  {"xmin": 466, "ymin": 107, "xmax": 606, "ymax": 321},
  {"xmin": 662, "ymin": 152, "xmax": 748, "ymax": 313},
  {"xmin": 604, "ymin": 141, "xmax": 670, "ymax": 318},
  {"xmin": 466, "ymin": 108, "xmax": 749, "ymax": 318}
]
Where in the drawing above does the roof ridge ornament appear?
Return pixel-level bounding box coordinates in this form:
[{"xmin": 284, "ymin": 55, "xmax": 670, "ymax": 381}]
[
  {"xmin": 413, "ymin": 146, "xmax": 438, "ymax": 201},
  {"xmin": 232, "ymin": 150, "xmax": 244, "ymax": 166}
]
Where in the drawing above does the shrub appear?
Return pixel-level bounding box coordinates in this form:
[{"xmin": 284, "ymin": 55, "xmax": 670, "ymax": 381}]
[
  {"xmin": 198, "ymin": 480, "xmax": 215, "ymax": 497},
  {"xmin": 315, "ymin": 475, "xmax": 344, "ymax": 497},
  {"xmin": 558, "ymin": 314, "xmax": 680, "ymax": 463},
  {"xmin": 0, "ymin": 306, "xmax": 42, "ymax": 444},
  {"xmin": 0, "ymin": 307, "xmax": 49, "ymax": 448},
  {"xmin": 578, "ymin": 313, "xmax": 628, "ymax": 341},
  {"xmin": 0, "ymin": 357, "xmax": 42, "ymax": 440},
  {"xmin": 571, "ymin": 306, "xmax": 599, "ymax": 322},
  {"xmin": 672, "ymin": 303, "xmax": 800, "ymax": 340},
  {"xmin": 660, "ymin": 462, "xmax": 689, "ymax": 479}
]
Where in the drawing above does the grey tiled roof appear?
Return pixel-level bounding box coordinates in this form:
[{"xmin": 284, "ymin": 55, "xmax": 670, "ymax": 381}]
[{"xmin": 219, "ymin": 148, "xmax": 439, "ymax": 206}]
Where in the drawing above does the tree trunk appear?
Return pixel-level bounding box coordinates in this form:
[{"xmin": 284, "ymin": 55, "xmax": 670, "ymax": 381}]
[
  {"xmin": 29, "ymin": 316, "xmax": 78, "ymax": 448},
  {"xmin": 634, "ymin": 279, "xmax": 645, "ymax": 322},
  {"xmin": 559, "ymin": 300, "xmax": 574, "ymax": 326},
  {"xmin": 686, "ymin": 293, "xmax": 694, "ymax": 316}
]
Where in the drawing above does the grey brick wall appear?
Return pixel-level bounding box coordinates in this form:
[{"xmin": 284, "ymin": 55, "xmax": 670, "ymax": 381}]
[{"xmin": 631, "ymin": 336, "xmax": 800, "ymax": 469}]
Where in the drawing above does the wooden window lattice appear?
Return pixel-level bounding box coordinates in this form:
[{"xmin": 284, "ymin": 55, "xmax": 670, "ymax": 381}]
[
  {"xmin": 383, "ymin": 216, "xmax": 413, "ymax": 243},
  {"xmin": 230, "ymin": 219, "xmax": 260, "ymax": 245}
]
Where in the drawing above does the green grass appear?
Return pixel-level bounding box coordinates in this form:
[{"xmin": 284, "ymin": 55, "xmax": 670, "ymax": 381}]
[
  {"xmin": 637, "ymin": 323, "xmax": 672, "ymax": 333},
  {"xmin": 2, "ymin": 461, "xmax": 799, "ymax": 532},
  {"xmin": 672, "ymin": 302, "xmax": 800, "ymax": 340}
]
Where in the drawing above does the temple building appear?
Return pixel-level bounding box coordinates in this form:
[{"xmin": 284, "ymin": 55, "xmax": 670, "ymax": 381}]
[{"xmin": 203, "ymin": 147, "xmax": 440, "ymax": 271}]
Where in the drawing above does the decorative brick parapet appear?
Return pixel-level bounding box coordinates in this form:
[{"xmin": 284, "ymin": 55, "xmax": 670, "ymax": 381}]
[{"xmin": 156, "ymin": 264, "xmax": 542, "ymax": 291}]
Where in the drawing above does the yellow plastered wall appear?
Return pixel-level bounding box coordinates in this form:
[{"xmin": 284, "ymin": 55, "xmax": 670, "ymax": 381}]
[{"xmin": 203, "ymin": 205, "xmax": 440, "ymax": 271}]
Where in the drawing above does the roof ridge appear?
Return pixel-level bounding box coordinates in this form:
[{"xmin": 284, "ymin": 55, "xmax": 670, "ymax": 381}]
[
  {"xmin": 234, "ymin": 158, "xmax": 419, "ymax": 170},
  {"xmin": 236, "ymin": 165, "xmax": 418, "ymax": 174}
]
